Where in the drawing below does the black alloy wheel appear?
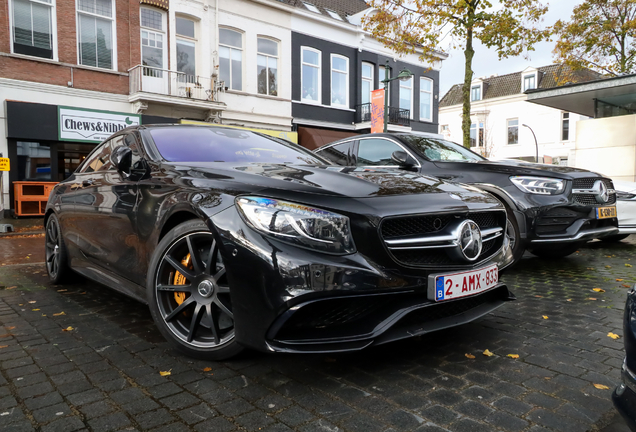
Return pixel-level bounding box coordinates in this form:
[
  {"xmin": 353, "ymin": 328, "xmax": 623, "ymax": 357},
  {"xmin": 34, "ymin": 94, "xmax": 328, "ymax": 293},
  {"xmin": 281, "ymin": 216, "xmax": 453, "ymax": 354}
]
[
  {"xmin": 45, "ymin": 214, "xmax": 69, "ymax": 283},
  {"xmin": 147, "ymin": 220, "xmax": 243, "ymax": 360},
  {"xmin": 501, "ymin": 203, "xmax": 524, "ymax": 267}
]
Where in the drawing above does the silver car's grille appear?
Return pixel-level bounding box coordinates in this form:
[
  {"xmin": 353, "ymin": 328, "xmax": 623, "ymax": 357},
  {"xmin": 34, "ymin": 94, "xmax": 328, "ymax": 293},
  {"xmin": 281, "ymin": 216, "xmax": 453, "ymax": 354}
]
[{"xmin": 380, "ymin": 210, "xmax": 506, "ymax": 268}]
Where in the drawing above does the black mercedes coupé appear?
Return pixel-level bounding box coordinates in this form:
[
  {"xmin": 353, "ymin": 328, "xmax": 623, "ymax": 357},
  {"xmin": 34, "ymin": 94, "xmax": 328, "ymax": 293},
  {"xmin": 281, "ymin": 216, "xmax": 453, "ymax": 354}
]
[{"xmin": 45, "ymin": 125, "xmax": 515, "ymax": 360}]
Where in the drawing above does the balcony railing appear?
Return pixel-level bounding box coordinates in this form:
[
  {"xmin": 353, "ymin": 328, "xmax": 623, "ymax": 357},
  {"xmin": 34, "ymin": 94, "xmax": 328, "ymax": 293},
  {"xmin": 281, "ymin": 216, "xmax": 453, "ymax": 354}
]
[
  {"xmin": 129, "ymin": 65, "xmax": 215, "ymax": 101},
  {"xmin": 355, "ymin": 103, "xmax": 410, "ymax": 127}
]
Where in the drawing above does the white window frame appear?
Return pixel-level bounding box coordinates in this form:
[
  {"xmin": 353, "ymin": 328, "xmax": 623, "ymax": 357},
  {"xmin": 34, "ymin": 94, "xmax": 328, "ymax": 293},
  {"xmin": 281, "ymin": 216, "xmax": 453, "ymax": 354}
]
[
  {"xmin": 75, "ymin": 0, "xmax": 117, "ymax": 71},
  {"xmin": 257, "ymin": 36, "xmax": 279, "ymax": 96},
  {"xmin": 561, "ymin": 112, "xmax": 570, "ymax": 141},
  {"xmin": 9, "ymin": 0, "xmax": 58, "ymax": 61},
  {"xmin": 218, "ymin": 27, "xmax": 243, "ymax": 91},
  {"xmin": 471, "ymin": 85, "xmax": 481, "ymax": 101},
  {"xmin": 175, "ymin": 16, "xmax": 198, "ymax": 78},
  {"xmin": 419, "ymin": 77, "xmax": 433, "ymax": 122},
  {"xmin": 523, "ymin": 73, "xmax": 536, "ymax": 91},
  {"xmin": 325, "ymin": 9, "xmax": 342, "ymax": 20},
  {"xmin": 361, "ymin": 62, "xmax": 374, "ymax": 105},
  {"xmin": 470, "ymin": 122, "xmax": 484, "ymax": 147},
  {"xmin": 507, "ymin": 118, "xmax": 519, "ymax": 145},
  {"xmin": 301, "ymin": 46, "xmax": 321, "ymax": 104},
  {"xmin": 140, "ymin": 6, "xmax": 167, "ymax": 71},
  {"xmin": 302, "ymin": 2, "xmax": 320, "ymax": 13},
  {"xmin": 399, "ymin": 76, "xmax": 413, "ymax": 119},
  {"xmin": 330, "ymin": 54, "xmax": 349, "ymax": 108}
]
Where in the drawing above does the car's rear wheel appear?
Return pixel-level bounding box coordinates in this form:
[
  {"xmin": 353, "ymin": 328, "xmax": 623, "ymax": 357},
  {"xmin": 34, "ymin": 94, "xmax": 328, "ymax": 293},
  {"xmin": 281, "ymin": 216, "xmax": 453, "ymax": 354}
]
[
  {"xmin": 147, "ymin": 220, "xmax": 243, "ymax": 360},
  {"xmin": 528, "ymin": 242, "xmax": 583, "ymax": 259},
  {"xmin": 600, "ymin": 234, "xmax": 630, "ymax": 243},
  {"xmin": 45, "ymin": 213, "xmax": 70, "ymax": 284}
]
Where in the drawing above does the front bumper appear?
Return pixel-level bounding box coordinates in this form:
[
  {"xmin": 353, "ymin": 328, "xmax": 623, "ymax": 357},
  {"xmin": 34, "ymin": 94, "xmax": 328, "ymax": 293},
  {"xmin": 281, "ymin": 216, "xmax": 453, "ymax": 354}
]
[
  {"xmin": 210, "ymin": 204, "xmax": 515, "ymax": 353},
  {"xmin": 530, "ymin": 225, "xmax": 619, "ymax": 244},
  {"xmin": 613, "ymin": 361, "xmax": 636, "ymax": 432}
]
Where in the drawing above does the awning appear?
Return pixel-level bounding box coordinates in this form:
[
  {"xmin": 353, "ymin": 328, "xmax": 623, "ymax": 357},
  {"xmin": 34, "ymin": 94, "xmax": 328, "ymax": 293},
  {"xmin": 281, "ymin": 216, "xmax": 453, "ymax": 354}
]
[
  {"xmin": 525, "ymin": 74, "xmax": 636, "ymax": 117},
  {"xmin": 297, "ymin": 126, "xmax": 357, "ymax": 150}
]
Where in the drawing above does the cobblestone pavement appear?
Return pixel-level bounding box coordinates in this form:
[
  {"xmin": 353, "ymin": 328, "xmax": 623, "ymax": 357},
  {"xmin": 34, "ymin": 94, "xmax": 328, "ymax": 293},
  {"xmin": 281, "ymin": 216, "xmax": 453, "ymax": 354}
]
[{"xmin": 1, "ymin": 235, "xmax": 636, "ymax": 432}]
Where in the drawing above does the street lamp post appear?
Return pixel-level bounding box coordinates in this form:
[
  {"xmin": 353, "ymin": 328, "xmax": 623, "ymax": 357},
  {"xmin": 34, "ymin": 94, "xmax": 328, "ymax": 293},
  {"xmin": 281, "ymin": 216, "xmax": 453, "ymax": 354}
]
[
  {"xmin": 381, "ymin": 60, "xmax": 413, "ymax": 133},
  {"xmin": 522, "ymin": 123, "xmax": 539, "ymax": 163}
]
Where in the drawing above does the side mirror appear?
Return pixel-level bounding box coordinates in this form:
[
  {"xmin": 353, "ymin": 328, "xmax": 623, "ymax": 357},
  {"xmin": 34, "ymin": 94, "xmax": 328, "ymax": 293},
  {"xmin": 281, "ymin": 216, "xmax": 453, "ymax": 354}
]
[
  {"xmin": 111, "ymin": 146, "xmax": 132, "ymax": 177},
  {"xmin": 391, "ymin": 150, "xmax": 417, "ymax": 169}
]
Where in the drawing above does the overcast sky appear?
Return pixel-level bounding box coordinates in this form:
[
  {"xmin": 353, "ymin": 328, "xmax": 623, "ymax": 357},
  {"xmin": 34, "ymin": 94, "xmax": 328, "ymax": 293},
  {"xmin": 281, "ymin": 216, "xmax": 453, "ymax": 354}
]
[{"xmin": 438, "ymin": 0, "xmax": 582, "ymax": 96}]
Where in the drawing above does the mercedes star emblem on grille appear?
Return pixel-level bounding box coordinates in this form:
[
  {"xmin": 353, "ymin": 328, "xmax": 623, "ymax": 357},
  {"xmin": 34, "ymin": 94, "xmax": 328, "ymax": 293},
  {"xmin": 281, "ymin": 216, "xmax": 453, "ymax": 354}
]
[
  {"xmin": 458, "ymin": 220, "xmax": 483, "ymax": 262},
  {"xmin": 593, "ymin": 180, "xmax": 609, "ymax": 203}
]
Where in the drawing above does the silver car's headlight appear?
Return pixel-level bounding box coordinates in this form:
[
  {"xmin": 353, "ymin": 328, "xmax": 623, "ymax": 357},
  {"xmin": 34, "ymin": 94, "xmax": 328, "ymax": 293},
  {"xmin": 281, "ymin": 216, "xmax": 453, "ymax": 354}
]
[
  {"xmin": 236, "ymin": 196, "xmax": 356, "ymax": 254},
  {"xmin": 617, "ymin": 191, "xmax": 636, "ymax": 200},
  {"xmin": 510, "ymin": 176, "xmax": 565, "ymax": 195}
]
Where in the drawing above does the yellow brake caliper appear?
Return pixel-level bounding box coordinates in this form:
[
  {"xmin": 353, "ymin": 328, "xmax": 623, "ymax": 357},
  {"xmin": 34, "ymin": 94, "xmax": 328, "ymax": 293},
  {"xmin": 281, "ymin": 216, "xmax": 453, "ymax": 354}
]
[{"xmin": 173, "ymin": 253, "xmax": 191, "ymax": 306}]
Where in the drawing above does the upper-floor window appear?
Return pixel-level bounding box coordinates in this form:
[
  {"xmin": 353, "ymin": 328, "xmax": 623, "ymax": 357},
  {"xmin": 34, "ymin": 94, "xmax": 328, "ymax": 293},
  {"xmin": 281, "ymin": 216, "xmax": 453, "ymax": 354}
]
[
  {"xmin": 77, "ymin": 0, "xmax": 115, "ymax": 69},
  {"xmin": 302, "ymin": 2, "xmax": 320, "ymax": 13},
  {"xmin": 361, "ymin": 62, "xmax": 374, "ymax": 105},
  {"xmin": 420, "ymin": 77, "xmax": 433, "ymax": 122},
  {"xmin": 331, "ymin": 54, "xmax": 349, "ymax": 107},
  {"xmin": 301, "ymin": 47, "xmax": 321, "ymax": 103},
  {"xmin": 399, "ymin": 76, "xmax": 412, "ymax": 117},
  {"xmin": 470, "ymin": 122, "xmax": 484, "ymax": 147},
  {"xmin": 562, "ymin": 112, "xmax": 570, "ymax": 141},
  {"xmin": 140, "ymin": 8, "xmax": 166, "ymax": 72},
  {"xmin": 219, "ymin": 28, "xmax": 242, "ymax": 91},
  {"xmin": 176, "ymin": 17, "xmax": 196, "ymax": 78},
  {"xmin": 507, "ymin": 118, "xmax": 518, "ymax": 144},
  {"xmin": 11, "ymin": 0, "xmax": 54, "ymax": 59},
  {"xmin": 471, "ymin": 85, "xmax": 481, "ymax": 101},
  {"xmin": 257, "ymin": 37, "xmax": 278, "ymax": 96},
  {"xmin": 523, "ymin": 74, "xmax": 536, "ymax": 91},
  {"xmin": 325, "ymin": 9, "xmax": 342, "ymax": 20}
]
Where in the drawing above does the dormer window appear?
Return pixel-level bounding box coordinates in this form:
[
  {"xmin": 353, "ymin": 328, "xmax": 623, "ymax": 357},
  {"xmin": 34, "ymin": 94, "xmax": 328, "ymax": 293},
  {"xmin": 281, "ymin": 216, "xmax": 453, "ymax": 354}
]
[
  {"xmin": 325, "ymin": 9, "xmax": 342, "ymax": 20},
  {"xmin": 302, "ymin": 2, "xmax": 321, "ymax": 13},
  {"xmin": 471, "ymin": 85, "xmax": 481, "ymax": 101},
  {"xmin": 523, "ymin": 74, "xmax": 536, "ymax": 91}
]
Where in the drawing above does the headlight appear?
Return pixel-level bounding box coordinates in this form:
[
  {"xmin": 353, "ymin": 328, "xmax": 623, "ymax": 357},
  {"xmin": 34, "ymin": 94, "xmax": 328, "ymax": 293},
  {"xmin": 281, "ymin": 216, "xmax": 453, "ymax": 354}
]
[
  {"xmin": 617, "ymin": 191, "xmax": 636, "ymax": 200},
  {"xmin": 236, "ymin": 196, "xmax": 356, "ymax": 254},
  {"xmin": 510, "ymin": 176, "xmax": 565, "ymax": 195}
]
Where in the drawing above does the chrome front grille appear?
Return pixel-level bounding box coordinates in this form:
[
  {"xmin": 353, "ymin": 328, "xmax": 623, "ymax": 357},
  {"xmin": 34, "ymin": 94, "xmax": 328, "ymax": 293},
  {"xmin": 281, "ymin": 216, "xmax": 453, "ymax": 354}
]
[
  {"xmin": 572, "ymin": 178, "xmax": 616, "ymax": 205},
  {"xmin": 380, "ymin": 210, "xmax": 506, "ymax": 268}
]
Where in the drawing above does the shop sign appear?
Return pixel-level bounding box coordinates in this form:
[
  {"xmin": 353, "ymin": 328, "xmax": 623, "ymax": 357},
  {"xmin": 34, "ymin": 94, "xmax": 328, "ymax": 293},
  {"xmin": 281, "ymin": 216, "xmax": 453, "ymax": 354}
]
[
  {"xmin": 0, "ymin": 158, "xmax": 9, "ymax": 171},
  {"xmin": 371, "ymin": 89, "xmax": 385, "ymax": 134},
  {"xmin": 58, "ymin": 107, "xmax": 141, "ymax": 143}
]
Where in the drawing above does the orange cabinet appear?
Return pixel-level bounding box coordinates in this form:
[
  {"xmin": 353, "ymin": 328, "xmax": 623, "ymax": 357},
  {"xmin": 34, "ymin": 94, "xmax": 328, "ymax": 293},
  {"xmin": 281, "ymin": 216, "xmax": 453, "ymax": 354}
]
[{"xmin": 13, "ymin": 181, "xmax": 58, "ymax": 217}]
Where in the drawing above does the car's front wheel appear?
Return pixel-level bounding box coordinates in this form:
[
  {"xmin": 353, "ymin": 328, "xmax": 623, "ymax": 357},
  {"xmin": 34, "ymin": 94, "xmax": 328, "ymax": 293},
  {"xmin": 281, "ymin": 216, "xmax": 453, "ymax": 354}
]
[
  {"xmin": 45, "ymin": 213, "xmax": 70, "ymax": 284},
  {"xmin": 147, "ymin": 220, "xmax": 243, "ymax": 360}
]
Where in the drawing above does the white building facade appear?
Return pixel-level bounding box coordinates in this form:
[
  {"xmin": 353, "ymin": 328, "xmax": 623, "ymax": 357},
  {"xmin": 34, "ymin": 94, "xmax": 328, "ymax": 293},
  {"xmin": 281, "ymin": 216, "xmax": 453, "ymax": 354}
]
[{"xmin": 438, "ymin": 65, "xmax": 601, "ymax": 164}]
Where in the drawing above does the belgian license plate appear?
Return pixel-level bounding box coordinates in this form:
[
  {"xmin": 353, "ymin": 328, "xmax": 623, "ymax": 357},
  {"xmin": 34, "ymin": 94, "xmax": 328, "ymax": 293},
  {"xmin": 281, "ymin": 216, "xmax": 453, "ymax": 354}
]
[
  {"xmin": 429, "ymin": 264, "xmax": 499, "ymax": 302},
  {"xmin": 596, "ymin": 206, "xmax": 617, "ymax": 219}
]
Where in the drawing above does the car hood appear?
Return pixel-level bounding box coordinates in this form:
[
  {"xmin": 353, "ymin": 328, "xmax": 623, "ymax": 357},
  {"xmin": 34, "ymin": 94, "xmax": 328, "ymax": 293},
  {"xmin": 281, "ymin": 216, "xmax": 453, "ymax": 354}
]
[{"xmin": 472, "ymin": 159, "xmax": 603, "ymax": 178}]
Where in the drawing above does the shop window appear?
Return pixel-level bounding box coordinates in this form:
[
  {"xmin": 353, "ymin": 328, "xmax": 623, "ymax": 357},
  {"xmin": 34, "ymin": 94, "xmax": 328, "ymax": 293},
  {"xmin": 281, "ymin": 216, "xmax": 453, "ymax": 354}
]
[
  {"xmin": 77, "ymin": 0, "xmax": 115, "ymax": 70},
  {"xmin": 257, "ymin": 37, "xmax": 278, "ymax": 96},
  {"xmin": 219, "ymin": 28, "xmax": 242, "ymax": 91},
  {"xmin": 11, "ymin": 0, "xmax": 55, "ymax": 59},
  {"xmin": 17, "ymin": 142, "xmax": 51, "ymax": 181}
]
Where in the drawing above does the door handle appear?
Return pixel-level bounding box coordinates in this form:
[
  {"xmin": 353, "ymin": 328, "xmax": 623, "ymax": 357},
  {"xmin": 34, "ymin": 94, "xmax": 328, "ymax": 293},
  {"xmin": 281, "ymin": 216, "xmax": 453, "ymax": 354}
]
[{"xmin": 82, "ymin": 179, "xmax": 94, "ymax": 187}]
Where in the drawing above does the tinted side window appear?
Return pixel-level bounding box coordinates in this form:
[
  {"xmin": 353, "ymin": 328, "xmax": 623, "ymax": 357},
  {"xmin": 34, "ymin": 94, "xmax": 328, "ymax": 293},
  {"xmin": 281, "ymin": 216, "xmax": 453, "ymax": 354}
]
[
  {"xmin": 317, "ymin": 142, "xmax": 354, "ymax": 166},
  {"xmin": 80, "ymin": 140, "xmax": 111, "ymax": 173},
  {"xmin": 357, "ymin": 139, "xmax": 402, "ymax": 166}
]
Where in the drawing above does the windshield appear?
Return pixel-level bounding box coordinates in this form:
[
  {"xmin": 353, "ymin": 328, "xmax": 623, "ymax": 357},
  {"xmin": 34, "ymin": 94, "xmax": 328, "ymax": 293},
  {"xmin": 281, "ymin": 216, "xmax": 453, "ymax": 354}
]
[
  {"xmin": 149, "ymin": 126, "xmax": 326, "ymax": 165},
  {"xmin": 399, "ymin": 135, "xmax": 486, "ymax": 162}
]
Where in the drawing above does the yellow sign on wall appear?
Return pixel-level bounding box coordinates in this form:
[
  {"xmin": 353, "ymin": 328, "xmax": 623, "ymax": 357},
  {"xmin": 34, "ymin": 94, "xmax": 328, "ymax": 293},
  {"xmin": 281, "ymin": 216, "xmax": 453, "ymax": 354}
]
[
  {"xmin": 180, "ymin": 120, "xmax": 298, "ymax": 144},
  {"xmin": 0, "ymin": 158, "xmax": 9, "ymax": 171}
]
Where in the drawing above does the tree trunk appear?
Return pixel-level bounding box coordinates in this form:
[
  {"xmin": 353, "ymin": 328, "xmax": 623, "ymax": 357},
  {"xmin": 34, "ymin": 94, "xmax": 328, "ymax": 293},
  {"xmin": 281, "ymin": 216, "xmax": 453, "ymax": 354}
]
[{"xmin": 462, "ymin": 28, "xmax": 475, "ymax": 149}]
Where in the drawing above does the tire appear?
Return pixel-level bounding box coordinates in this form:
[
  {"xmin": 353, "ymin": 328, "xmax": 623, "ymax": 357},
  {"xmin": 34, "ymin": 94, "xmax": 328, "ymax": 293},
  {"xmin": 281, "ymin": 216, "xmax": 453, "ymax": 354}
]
[
  {"xmin": 502, "ymin": 205, "xmax": 524, "ymax": 268},
  {"xmin": 45, "ymin": 213, "xmax": 70, "ymax": 284},
  {"xmin": 147, "ymin": 219, "xmax": 244, "ymax": 360},
  {"xmin": 528, "ymin": 242, "xmax": 583, "ymax": 259},
  {"xmin": 600, "ymin": 234, "xmax": 630, "ymax": 243}
]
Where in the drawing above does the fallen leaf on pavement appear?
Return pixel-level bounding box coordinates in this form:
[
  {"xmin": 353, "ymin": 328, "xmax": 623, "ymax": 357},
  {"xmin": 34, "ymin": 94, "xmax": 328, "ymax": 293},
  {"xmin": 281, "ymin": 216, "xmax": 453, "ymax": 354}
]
[
  {"xmin": 465, "ymin": 353, "xmax": 475, "ymax": 359},
  {"xmin": 535, "ymin": 295, "xmax": 543, "ymax": 298},
  {"xmin": 567, "ymin": 299, "xmax": 572, "ymax": 302},
  {"xmin": 32, "ymin": 309, "xmax": 40, "ymax": 311},
  {"xmin": 587, "ymin": 267, "xmax": 595, "ymax": 270},
  {"xmin": 57, "ymin": 289, "xmax": 67, "ymax": 292},
  {"xmin": 6, "ymin": 286, "xmax": 16, "ymax": 290},
  {"xmin": 203, "ymin": 367, "xmax": 212, "ymax": 372},
  {"xmin": 587, "ymin": 298, "xmax": 597, "ymax": 301},
  {"xmin": 542, "ymin": 315, "xmax": 549, "ymax": 319},
  {"xmin": 62, "ymin": 326, "xmax": 74, "ymax": 332},
  {"xmin": 483, "ymin": 349, "xmax": 494, "ymax": 357},
  {"xmin": 624, "ymin": 284, "xmax": 632, "ymax": 288},
  {"xmin": 159, "ymin": 370, "xmax": 171, "ymax": 376},
  {"xmin": 28, "ymin": 301, "xmax": 36, "ymax": 304},
  {"xmin": 627, "ymin": 264, "xmax": 633, "ymax": 268},
  {"xmin": 7, "ymin": 326, "xmax": 15, "ymax": 330},
  {"xmin": 617, "ymin": 279, "xmax": 624, "ymax": 282},
  {"xmin": 594, "ymin": 384, "xmax": 610, "ymax": 390},
  {"xmin": 53, "ymin": 312, "xmax": 65, "ymax": 316},
  {"xmin": 507, "ymin": 354, "xmax": 520, "ymax": 359},
  {"xmin": 608, "ymin": 333, "xmax": 620, "ymax": 340},
  {"xmin": 0, "ymin": 345, "xmax": 7, "ymax": 349},
  {"xmin": 593, "ymin": 288, "xmax": 605, "ymax": 293}
]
